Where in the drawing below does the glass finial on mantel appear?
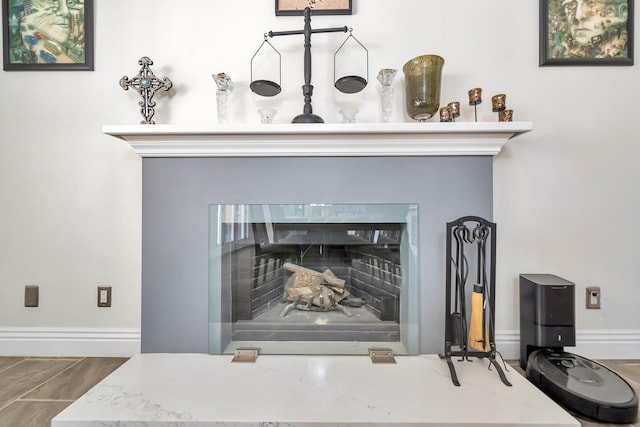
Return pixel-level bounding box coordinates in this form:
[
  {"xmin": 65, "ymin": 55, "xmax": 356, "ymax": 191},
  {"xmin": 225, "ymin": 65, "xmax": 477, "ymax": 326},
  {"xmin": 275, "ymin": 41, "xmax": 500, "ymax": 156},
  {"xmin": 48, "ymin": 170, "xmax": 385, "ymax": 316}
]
[
  {"xmin": 213, "ymin": 73, "xmax": 234, "ymax": 124},
  {"xmin": 377, "ymin": 68, "xmax": 397, "ymax": 123}
]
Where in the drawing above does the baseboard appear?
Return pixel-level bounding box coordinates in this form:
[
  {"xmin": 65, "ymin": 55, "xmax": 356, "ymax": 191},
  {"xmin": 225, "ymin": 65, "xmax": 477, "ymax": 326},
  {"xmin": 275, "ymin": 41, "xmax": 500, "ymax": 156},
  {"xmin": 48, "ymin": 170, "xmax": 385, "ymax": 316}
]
[
  {"xmin": 1, "ymin": 327, "xmax": 637, "ymax": 359},
  {"xmin": 0, "ymin": 327, "xmax": 141, "ymax": 357},
  {"xmin": 496, "ymin": 329, "xmax": 640, "ymax": 360}
]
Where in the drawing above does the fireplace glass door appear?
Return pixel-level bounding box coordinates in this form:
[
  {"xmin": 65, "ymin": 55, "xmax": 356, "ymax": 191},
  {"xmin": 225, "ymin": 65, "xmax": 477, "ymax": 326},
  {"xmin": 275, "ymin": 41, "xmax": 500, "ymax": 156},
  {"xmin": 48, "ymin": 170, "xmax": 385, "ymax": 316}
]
[{"xmin": 209, "ymin": 204, "xmax": 419, "ymax": 355}]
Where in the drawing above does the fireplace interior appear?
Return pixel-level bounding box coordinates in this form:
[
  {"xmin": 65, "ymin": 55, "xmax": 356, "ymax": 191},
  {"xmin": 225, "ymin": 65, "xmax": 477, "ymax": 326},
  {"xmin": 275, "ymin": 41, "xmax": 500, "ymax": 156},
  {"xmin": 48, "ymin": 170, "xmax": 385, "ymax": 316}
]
[{"xmin": 209, "ymin": 203, "xmax": 419, "ymax": 355}]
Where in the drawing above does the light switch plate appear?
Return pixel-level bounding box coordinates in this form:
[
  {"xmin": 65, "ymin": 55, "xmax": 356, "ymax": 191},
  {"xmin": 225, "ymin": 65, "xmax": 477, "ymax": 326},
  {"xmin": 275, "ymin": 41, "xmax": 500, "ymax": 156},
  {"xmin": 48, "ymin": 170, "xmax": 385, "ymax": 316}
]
[{"xmin": 25, "ymin": 285, "xmax": 39, "ymax": 307}]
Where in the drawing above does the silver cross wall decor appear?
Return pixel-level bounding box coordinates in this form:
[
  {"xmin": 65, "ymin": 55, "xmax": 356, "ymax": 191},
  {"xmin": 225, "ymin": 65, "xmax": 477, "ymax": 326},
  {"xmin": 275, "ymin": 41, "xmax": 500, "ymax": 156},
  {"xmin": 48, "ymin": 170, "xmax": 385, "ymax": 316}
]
[{"xmin": 119, "ymin": 57, "xmax": 173, "ymax": 124}]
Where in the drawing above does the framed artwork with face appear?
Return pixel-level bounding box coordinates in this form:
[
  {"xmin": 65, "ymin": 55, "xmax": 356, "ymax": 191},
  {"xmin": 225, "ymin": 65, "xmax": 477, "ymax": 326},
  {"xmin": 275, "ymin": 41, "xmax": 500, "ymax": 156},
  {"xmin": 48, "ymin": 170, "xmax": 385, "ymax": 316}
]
[
  {"xmin": 275, "ymin": 0, "xmax": 352, "ymax": 16},
  {"xmin": 2, "ymin": 0, "xmax": 94, "ymax": 71},
  {"xmin": 540, "ymin": 0, "xmax": 633, "ymax": 65}
]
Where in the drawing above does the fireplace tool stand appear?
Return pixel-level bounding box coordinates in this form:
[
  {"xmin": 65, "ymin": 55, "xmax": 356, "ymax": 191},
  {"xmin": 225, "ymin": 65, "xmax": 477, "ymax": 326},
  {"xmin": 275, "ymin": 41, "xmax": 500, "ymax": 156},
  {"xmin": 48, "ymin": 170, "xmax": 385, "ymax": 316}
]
[{"xmin": 439, "ymin": 216, "xmax": 511, "ymax": 387}]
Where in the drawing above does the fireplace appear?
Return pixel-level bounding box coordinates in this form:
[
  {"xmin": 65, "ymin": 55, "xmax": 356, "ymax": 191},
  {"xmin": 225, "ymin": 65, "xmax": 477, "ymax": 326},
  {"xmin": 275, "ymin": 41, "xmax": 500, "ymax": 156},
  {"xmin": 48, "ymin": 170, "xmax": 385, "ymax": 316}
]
[
  {"xmin": 209, "ymin": 203, "xmax": 419, "ymax": 354},
  {"xmin": 104, "ymin": 122, "xmax": 532, "ymax": 354}
]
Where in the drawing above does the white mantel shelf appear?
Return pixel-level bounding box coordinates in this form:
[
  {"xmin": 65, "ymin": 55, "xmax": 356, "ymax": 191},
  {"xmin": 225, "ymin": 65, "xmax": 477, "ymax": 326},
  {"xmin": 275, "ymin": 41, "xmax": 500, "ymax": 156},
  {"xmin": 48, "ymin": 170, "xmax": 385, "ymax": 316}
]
[{"xmin": 103, "ymin": 122, "xmax": 533, "ymax": 157}]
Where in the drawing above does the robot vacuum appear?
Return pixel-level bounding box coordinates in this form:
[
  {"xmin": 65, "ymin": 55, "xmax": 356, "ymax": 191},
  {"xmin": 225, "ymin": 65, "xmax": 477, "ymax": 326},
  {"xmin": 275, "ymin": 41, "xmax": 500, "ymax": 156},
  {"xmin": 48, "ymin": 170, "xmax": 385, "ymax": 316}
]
[{"xmin": 520, "ymin": 274, "xmax": 638, "ymax": 423}]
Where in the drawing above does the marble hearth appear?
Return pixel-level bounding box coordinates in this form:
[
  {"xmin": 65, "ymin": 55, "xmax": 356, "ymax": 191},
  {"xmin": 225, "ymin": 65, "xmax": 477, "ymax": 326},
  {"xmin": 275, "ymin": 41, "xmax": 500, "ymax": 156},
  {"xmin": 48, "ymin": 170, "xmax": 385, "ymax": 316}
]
[{"xmin": 52, "ymin": 353, "xmax": 580, "ymax": 427}]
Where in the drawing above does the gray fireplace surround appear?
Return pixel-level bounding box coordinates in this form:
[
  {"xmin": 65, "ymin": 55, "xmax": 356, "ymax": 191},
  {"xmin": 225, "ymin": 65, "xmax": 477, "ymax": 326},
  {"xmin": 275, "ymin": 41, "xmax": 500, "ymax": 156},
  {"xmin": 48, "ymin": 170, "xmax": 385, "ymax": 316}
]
[{"xmin": 104, "ymin": 123, "xmax": 532, "ymax": 354}]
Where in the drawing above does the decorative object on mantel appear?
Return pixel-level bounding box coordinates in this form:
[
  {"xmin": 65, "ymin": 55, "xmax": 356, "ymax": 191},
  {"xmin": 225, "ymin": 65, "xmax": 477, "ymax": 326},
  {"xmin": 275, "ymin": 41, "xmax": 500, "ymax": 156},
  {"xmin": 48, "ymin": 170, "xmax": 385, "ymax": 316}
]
[
  {"xmin": 338, "ymin": 106, "xmax": 358, "ymax": 123},
  {"xmin": 254, "ymin": 7, "xmax": 367, "ymax": 123},
  {"xmin": 491, "ymin": 93, "xmax": 512, "ymax": 122},
  {"xmin": 439, "ymin": 106, "xmax": 452, "ymax": 122},
  {"xmin": 439, "ymin": 101, "xmax": 461, "ymax": 123},
  {"xmin": 402, "ymin": 54, "xmax": 445, "ymax": 122},
  {"xmin": 468, "ymin": 87, "xmax": 482, "ymax": 122},
  {"xmin": 499, "ymin": 109, "xmax": 513, "ymax": 122},
  {"xmin": 448, "ymin": 101, "xmax": 461, "ymax": 122},
  {"xmin": 377, "ymin": 68, "xmax": 397, "ymax": 123},
  {"xmin": 257, "ymin": 107, "xmax": 277, "ymax": 124},
  {"xmin": 333, "ymin": 28, "xmax": 368, "ymax": 94},
  {"xmin": 491, "ymin": 94, "xmax": 506, "ymax": 112},
  {"xmin": 212, "ymin": 72, "xmax": 234, "ymax": 124},
  {"xmin": 119, "ymin": 57, "xmax": 173, "ymax": 125},
  {"xmin": 250, "ymin": 35, "xmax": 282, "ymax": 97}
]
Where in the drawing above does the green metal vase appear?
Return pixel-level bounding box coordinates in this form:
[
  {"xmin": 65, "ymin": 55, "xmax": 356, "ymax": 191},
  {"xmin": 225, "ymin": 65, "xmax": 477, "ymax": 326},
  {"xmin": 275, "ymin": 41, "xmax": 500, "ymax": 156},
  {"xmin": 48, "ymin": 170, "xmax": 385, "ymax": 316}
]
[{"xmin": 403, "ymin": 54, "xmax": 445, "ymax": 121}]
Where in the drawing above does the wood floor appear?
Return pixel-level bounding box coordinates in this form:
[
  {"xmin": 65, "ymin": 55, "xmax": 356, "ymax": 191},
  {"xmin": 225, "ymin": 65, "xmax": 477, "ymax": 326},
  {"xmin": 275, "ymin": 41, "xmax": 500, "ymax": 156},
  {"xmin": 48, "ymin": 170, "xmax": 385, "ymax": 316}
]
[
  {"xmin": 0, "ymin": 357, "xmax": 127, "ymax": 427},
  {"xmin": 0, "ymin": 356, "xmax": 637, "ymax": 427}
]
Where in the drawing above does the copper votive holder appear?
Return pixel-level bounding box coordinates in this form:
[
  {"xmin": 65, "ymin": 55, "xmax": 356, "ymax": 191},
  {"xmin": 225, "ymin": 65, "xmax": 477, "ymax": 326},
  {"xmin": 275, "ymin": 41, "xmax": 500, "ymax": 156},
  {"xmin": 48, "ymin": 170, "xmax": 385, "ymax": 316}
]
[
  {"xmin": 499, "ymin": 109, "xmax": 513, "ymax": 122},
  {"xmin": 439, "ymin": 106, "xmax": 452, "ymax": 122},
  {"xmin": 492, "ymin": 94, "xmax": 506, "ymax": 112},
  {"xmin": 448, "ymin": 101, "xmax": 461, "ymax": 119},
  {"xmin": 468, "ymin": 88, "xmax": 482, "ymax": 106}
]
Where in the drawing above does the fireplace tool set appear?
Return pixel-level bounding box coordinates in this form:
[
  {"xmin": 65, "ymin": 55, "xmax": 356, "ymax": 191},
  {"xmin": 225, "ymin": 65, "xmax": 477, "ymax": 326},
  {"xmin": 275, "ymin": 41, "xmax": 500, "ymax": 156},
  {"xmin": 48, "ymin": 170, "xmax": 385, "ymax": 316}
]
[{"xmin": 440, "ymin": 216, "xmax": 511, "ymax": 386}]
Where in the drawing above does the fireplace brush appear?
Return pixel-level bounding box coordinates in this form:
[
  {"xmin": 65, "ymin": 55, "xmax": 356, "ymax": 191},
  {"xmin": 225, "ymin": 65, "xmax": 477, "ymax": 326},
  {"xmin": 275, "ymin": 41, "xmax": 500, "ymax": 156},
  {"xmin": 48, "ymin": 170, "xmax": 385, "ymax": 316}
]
[{"xmin": 469, "ymin": 224, "xmax": 490, "ymax": 351}]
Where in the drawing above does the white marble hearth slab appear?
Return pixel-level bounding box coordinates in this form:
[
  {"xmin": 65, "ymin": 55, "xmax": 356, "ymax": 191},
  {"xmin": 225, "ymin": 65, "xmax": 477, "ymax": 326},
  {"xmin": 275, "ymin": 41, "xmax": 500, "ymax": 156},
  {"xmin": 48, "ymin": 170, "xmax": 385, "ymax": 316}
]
[{"xmin": 52, "ymin": 353, "xmax": 579, "ymax": 427}]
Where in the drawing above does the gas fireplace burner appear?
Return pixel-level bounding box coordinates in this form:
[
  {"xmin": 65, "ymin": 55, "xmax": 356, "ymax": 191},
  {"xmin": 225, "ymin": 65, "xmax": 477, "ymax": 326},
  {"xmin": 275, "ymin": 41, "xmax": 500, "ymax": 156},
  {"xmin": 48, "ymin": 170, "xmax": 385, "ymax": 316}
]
[
  {"xmin": 234, "ymin": 221, "xmax": 403, "ymax": 325},
  {"xmin": 279, "ymin": 262, "xmax": 362, "ymax": 318}
]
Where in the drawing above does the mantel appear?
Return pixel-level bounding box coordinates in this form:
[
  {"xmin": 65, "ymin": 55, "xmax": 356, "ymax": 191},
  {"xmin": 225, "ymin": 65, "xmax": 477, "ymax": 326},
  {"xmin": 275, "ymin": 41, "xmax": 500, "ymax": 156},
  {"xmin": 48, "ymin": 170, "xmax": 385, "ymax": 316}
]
[{"xmin": 103, "ymin": 122, "xmax": 533, "ymax": 157}]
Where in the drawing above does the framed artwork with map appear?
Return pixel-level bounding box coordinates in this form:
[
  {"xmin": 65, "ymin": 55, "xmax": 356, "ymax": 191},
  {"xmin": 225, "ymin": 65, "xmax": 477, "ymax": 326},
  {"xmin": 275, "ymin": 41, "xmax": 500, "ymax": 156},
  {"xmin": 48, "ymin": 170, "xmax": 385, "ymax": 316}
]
[
  {"xmin": 276, "ymin": 0, "xmax": 352, "ymax": 16},
  {"xmin": 2, "ymin": 0, "xmax": 94, "ymax": 71}
]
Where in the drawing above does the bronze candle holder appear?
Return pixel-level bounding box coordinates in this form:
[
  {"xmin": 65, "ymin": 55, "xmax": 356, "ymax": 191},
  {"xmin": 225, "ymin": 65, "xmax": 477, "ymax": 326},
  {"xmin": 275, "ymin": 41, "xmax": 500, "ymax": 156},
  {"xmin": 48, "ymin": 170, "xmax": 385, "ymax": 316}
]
[
  {"xmin": 468, "ymin": 88, "xmax": 482, "ymax": 122},
  {"xmin": 447, "ymin": 101, "xmax": 460, "ymax": 122},
  {"xmin": 439, "ymin": 106, "xmax": 452, "ymax": 122},
  {"xmin": 499, "ymin": 109, "xmax": 513, "ymax": 122},
  {"xmin": 491, "ymin": 94, "xmax": 506, "ymax": 112}
]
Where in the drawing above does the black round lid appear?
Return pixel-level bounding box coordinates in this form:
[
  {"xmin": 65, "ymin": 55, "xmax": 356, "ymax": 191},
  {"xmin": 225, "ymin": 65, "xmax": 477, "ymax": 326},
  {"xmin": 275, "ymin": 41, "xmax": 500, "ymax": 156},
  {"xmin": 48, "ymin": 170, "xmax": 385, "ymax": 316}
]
[
  {"xmin": 335, "ymin": 75, "xmax": 367, "ymax": 94},
  {"xmin": 250, "ymin": 80, "xmax": 281, "ymax": 97}
]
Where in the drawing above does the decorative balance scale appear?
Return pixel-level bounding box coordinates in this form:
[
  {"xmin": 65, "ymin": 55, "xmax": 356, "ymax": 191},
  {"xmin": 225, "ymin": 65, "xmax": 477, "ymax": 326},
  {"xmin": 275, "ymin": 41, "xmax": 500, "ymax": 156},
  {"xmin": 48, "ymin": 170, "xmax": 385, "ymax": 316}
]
[{"xmin": 250, "ymin": 7, "xmax": 368, "ymax": 123}]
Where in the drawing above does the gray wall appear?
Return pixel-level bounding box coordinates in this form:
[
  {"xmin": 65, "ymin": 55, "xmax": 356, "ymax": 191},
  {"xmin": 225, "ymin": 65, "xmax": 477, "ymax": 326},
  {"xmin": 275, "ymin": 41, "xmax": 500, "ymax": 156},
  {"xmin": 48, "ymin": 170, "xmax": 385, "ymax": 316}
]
[{"xmin": 141, "ymin": 156, "xmax": 492, "ymax": 353}]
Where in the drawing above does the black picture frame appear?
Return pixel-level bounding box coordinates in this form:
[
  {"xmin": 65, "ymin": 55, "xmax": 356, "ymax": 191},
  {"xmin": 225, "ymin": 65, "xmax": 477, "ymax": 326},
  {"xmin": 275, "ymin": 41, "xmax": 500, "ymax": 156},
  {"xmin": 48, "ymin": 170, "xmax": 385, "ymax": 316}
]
[
  {"xmin": 2, "ymin": 0, "xmax": 94, "ymax": 71},
  {"xmin": 275, "ymin": 0, "xmax": 352, "ymax": 16},
  {"xmin": 540, "ymin": 0, "xmax": 633, "ymax": 66}
]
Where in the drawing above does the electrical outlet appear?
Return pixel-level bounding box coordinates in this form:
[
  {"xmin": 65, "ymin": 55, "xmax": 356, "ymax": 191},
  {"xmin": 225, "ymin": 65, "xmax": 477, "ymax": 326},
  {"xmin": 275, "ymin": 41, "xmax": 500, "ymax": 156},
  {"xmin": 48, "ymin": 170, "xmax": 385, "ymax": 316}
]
[
  {"xmin": 586, "ymin": 286, "xmax": 601, "ymax": 309},
  {"xmin": 98, "ymin": 286, "xmax": 112, "ymax": 307},
  {"xmin": 25, "ymin": 285, "xmax": 39, "ymax": 307}
]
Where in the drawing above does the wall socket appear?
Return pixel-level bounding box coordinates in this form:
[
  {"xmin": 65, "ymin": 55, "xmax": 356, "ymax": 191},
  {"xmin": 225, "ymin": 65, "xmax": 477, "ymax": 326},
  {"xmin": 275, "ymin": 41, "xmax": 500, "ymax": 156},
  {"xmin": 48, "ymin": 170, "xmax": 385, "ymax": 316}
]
[
  {"xmin": 98, "ymin": 286, "xmax": 112, "ymax": 307},
  {"xmin": 586, "ymin": 286, "xmax": 601, "ymax": 309},
  {"xmin": 25, "ymin": 285, "xmax": 39, "ymax": 307}
]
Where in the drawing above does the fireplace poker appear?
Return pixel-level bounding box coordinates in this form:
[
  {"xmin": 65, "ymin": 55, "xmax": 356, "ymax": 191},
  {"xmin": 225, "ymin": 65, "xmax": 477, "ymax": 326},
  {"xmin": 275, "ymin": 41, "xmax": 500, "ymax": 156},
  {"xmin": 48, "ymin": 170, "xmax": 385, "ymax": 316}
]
[{"xmin": 451, "ymin": 225, "xmax": 471, "ymax": 360}]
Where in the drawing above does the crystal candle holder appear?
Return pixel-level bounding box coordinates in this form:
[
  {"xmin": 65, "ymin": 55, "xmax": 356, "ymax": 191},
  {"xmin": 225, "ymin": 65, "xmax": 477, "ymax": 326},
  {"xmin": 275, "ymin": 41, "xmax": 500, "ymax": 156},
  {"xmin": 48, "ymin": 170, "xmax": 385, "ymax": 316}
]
[
  {"xmin": 339, "ymin": 107, "xmax": 359, "ymax": 123},
  {"xmin": 258, "ymin": 107, "xmax": 277, "ymax": 124},
  {"xmin": 212, "ymin": 72, "xmax": 234, "ymax": 124},
  {"xmin": 377, "ymin": 68, "xmax": 397, "ymax": 123}
]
